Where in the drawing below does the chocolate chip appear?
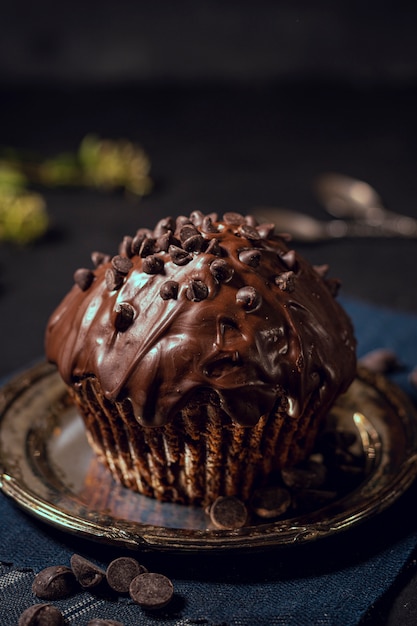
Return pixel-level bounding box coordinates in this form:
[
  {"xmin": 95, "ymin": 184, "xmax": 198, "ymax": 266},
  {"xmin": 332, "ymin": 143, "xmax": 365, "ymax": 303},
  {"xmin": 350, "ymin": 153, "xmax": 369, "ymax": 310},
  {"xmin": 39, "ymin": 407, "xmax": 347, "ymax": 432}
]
[
  {"xmin": 131, "ymin": 228, "xmax": 152, "ymax": 255},
  {"xmin": 154, "ymin": 216, "xmax": 175, "ymax": 237},
  {"xmin": 186, "ymin": 279, "xmax": 209, "ymax": 302},
  {"xmin": 176, "ymin": 215, "xmax": 192, "ymax": 230},
  {"xmin": 119, "ymin": 235, "xmax": 134, "ymax": 258},
  {"xmin": 160, "ymin": 280, "xmax": 179, "ymax": 300},
  {"xmin": 281, "ymin": 461, "xmax": 327, "ymax": 490},
  {"xmin": 236, "ymin": 286, "xmax": 262, "ymax": 312},
  {"xmin": 87, "ymin": 617, "xmax": 123, "ymax": 626},
  {"xmin": 74, "ymin": 268, "xmax": 95, "ymax": 291},
  {"xmin": 209, "ymin": 496, "xmax": 248, "ymax": 529},
  {"xmin": 129, "ymin": 572, "xmax": 174, "ymax": 610},
  {"xmin": 179, "ymin": 224, "xmax": 199, "ymax": 242},
  {"xmin": 114, "ymin": 302, "xmax": 135, "ymax": 332},
  {"xmin": 18, "ymin": 604, "xmax": 64, "ymax": 626},
  {"xmin": 358, "ymin": 348, "xmax": 402, "ymax": 374},
  {"xmin": 256, "ymin": 223, "xmax": 275, "ymax": 239},
  {"xmin": 139, "ymin": 237, "xmax": 156, "ymax": 258},
  {"xmin": 244, "ymin": 214, "xmax": 258, "ymax": 227},
  {"xmin": 142, "ymin": 254, "xmax": 164, "ymax": 274},
  {"xmin": 325, "ymin": 277, "xmax": 341, "ymax": 297},
  {"xmin": 280, "ymin": 249, "xmax": 297, "ymax": 269},
  {"xmin": 313, "ymin": 263, "xmax": 330, "ymax": 278},
  {"xmin": 70, "ymin": 554, "xmax": 106, "ymax": 589},
  {"xmin": 32, "ymin": 565, "xmax": 77, "ymax": 600},
  {"xmin": 105, "ymin": 268, "xmax": 124, "ymax": 291},
  {"xmin": 238, "ymin": 224, "xmax": 261, "ymax": 240},
  {"xmin": 201, "ymin": 215, "xmax": 218, "ymax": 233},
  {"xmin": 275, "ymin": 271, "xmax": 295, "ymax": 292},
  {"xmin": 111, "ymin": 255, "xmax": 133, "ymax": 275},
  {"xmin": 223, "ymin": 211, "xmax": 245, "ymax": 225},
  {"xmin": 209, "ymin": 258, "xmax": 234, "ymax": 283},
  {"xmin": 156, "ymin": 231, "xmax": 176, "ymax": 252},
  {"xmin": 205, "ymin": 237, "xmax": 222, "ymax": 256},
  {"xmin": 251, "ymin": 486, "xmax": 291, "ymax": 519},
  {"xmin": 183, "ymin": 233, "xmax": 206, "ymax": 253},
  {"xmin": 189, "ymin": 210, "xmax": 205, "ymax": 226},
  {"xmin": 106, "ymin": 557, "xmax": 148, "ymax": 594},
  {"xmin": 238, "ymin": 248, "xmax": 261, "ymax": 267},
  {"xmin": 169, "ymin": 244, "xmax": 192, "ymax": 266},
  {"xmin": 91, "ymin": 251, "xmax": 111, "ymax": 267}
]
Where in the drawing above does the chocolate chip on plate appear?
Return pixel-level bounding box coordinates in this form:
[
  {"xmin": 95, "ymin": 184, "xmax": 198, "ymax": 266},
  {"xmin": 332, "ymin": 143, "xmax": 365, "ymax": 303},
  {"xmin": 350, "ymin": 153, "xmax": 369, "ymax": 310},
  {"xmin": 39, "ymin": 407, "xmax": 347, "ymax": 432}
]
[
  {"xmin": 209, "ymin": 496, "xmax": 248, "ymax": 529},
  {"xmin": 106, "ymin": 557, "xmax": 148, "ymax": 594},
  {"xmin": 129, "ymin": 572, "xmax": 174, "ymax": 610},
  {"xmin": 251, "ymin": 485, "xmax": 292, "ymax": 519},
  {"xmin": 32, "ymin": 565, "xmax": 77, "ymax": 600},
  {"xmin": 70, "ymin": 554, "xmax": 106, "ymax": 589},
  {"xmin": 18, "ymin": 603, "xmax": 65, "ymax": 626}
]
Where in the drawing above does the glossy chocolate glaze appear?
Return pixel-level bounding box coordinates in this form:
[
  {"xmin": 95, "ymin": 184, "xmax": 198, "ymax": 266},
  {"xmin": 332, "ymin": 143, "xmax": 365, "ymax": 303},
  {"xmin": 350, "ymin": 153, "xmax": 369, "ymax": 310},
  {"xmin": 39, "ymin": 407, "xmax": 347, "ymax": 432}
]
[{"xmin": 45, "ymin": 212, "xmax": 356, "ymax": 427}]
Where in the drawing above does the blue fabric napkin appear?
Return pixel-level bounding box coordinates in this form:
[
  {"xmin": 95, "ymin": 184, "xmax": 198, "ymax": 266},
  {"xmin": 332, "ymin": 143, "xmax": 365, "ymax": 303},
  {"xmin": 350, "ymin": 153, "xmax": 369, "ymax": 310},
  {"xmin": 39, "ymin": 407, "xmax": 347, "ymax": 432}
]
[{"xmin": 1, "ymin": 297, "xmax": 417, "ymax": 626}]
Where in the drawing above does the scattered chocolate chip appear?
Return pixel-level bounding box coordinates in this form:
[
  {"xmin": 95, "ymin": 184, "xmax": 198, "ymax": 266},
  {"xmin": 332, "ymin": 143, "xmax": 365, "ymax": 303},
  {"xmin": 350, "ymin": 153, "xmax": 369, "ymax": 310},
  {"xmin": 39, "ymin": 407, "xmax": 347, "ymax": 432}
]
[
  {"xmin": 111, "ymin": 255, "xmax": 133, "ymax": 275},
  {"xmin": 251, "ymin": 486, "xmax": 291, "ymax": 519},
  {"xmin": 154, "ymin": 216, "xmax": 175, "ymax": 237},
  {"xmin": 209, "ymin": 496, "xmax": 248, "ymax": 529},
  {"xmin": 139, "ymin": 237, "xmax": 156, "ymax": 258},
  {"xmin": 280, "ymin": 249, "xmax": 297, "ymax": 269},
  {"xmin": 238, "ymin": 224, "xmax": 261, "ymax": 240},
  {"xmin": 275, "ymin": 271, "xmax": 295, "ymax": 292},
  {"xmin": 189, "ymin": 210, "xmax": 205, "ymax": 226},
  {"xmin": 160, "ymin": 280, "xmax": 179, "ymax": 300},
  {"xmin": 70, "ymin": 554, "xmax": 106, "ymax": 589},
  {"xmin": 105, "ymin": 268, "xmax": 124, "ymax": 291},
  {"xmin": 358, "ymin": 348, "xmax": 402, "ymax": 374},
  {"xmin": 169, "ymin": 244, "xmax": 192, "ymax": 266},
  {"xmin": 223, "ymin": 211, "xmax": 245, "ymax": 225},
  {"xmin": 236, "ymin": 286, "xmax": 262, "ymax": 312},
  {"xmin": 18, "ymin": 603, "xmax": 64, "ymax": 626},
  {"xmin": 205, "ymin": 237, "xmax": 222, "ymax": 256},
  {"xmin": 186, "ymin": 279, "xmax": 209, "ymax": 302},
  {"xmin": 114, "ymin": 302, "xmax": 135, "ymax": 332},
  {"xmin": 201, "ymin": 215, "xmax": 218, "ymax": 233},
  {"xmin": 129, "ymin": 572, "xmax": 174, "ymax": 610},
  {"xmin": 32, "ymin": 565, "xmax": 77, "ymax": 600},
  {"xmin": 256, "ymin": 223, "xmax": 275, "ymax": 239},
  {"xmin": 313, "ymin": 263, "xmax": 330, "ymax": 278},
  {"xmin": 106, "ymin": 557, "xmax": 148, "ymax": 594},
  {"xmin": 281, "ymin": 461, "xmax": 327, "ymax": 490},
  {"xmin": 183, "ymin": 233, "xmax": 206, "ymax": 253},
  {"xmin": 74, "ymin": 268, "xmax": 95, "ymax": 291},
  {"xmin": 238, "ymin": 248, "xmax": 261, "ymax": 267},
  {"xmin": 119, "ymin": 236, "xmax": 134, "ymax": 258},
  {"xmin": 87, "ymin": 617, "xmax": 123, "ymax": 626},
  {"xmin": 142, "ymin": 254, "xmax": 164, "ymax": 274},
  {"xmin": 91, "ymin": 251, "xmax": 111, "ymax": 267},
  {"xmin": 209, "ymin": 258, "xmax": 234, "ymax": 283}
]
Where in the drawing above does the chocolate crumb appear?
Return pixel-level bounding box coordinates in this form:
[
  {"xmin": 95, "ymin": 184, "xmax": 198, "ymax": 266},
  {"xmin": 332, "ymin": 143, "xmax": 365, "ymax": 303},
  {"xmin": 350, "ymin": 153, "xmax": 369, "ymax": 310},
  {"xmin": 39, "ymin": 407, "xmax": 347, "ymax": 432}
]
[
  {"xmin": 74, "ymin": 268, "xmax": 94, "ymax": 291},
  {"xmin": 209, "ymin": 496, "xmax": 248, "ymax": 529},
  {"xmin": 106, "ymin": 557, "xmax": 148, "ymax": 594},
  {"xmin": 209, "ymin": 258, "xmax": 234, "ymax": 283},
  {"xmin": 160, "ymin": 280, "xmax": 179, "ymax": 300},
  {"xmin": 129, "ymin": 572, "xmax": 174, "ymax": 610},
  {"xmin": 18, "ymin": 604, "xmax": 64, "ymax": 626},
  {"xmin": 238, "ymin": 248, "xmax": 261, "ymax": 267},
  {"xmin": 142, "ymin": 254, "xmax": 164, "ymax": 274},
  {"xmin": 105, "ymin": 268, "xmax": 124, "ymax": 291},
  {"xmin": 275, "ymin": 271, "xmax": 295, "ymax": 292},
  {"xmin": 114, "ymin": 303, "xmax": 135, "ymax": 332},
  {"xmin": 111, "ymin": 255, "xmax": 133, "ymax": 275},
  {"xmin": 169, "ymin": 244, "xmax": 192, "ymax": 266},
  {"xmin": 186, "ymin": 279, "xmax": 209, "ymax": 302},
  {"xmin": 236, "ymin": 286, "xmax": 262, "ymax": 312},
  {"xmin": 70, "ymin": 554, "xmax": 106, "ymax": 589},
  {"xmin": 32, "ymin": 565, "xmax": 77, "ymax": 600}
]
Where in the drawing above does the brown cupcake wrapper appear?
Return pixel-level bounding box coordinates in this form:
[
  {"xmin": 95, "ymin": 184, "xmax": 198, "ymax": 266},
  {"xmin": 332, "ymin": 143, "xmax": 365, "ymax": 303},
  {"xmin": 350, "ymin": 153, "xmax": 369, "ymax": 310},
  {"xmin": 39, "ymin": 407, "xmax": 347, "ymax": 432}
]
[{"xmin": 70, "ymin": 377, "xmax": 324, "ymax": 506}]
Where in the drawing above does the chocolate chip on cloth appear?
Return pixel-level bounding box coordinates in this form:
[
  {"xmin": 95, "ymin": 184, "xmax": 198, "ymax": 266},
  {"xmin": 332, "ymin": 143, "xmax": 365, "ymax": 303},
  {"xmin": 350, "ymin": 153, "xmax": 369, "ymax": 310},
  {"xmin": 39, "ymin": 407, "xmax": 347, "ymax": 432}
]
[
  {"xmin": 87, "ymin": 620, "xmax": 125, "ymax": 626},
  {"xmin": 106, "ymin": 557, "xmax": 148, "ymax": 594},
  {"xmin": 32, "ymin": 565, "xmax": 77, "ymax": 600},
  {"xmin": 70, "ymin": 554, "xmax": 106, "ymax": 589},
  {"xmin": 129, "ymin": 572, "xmax": 174, "ymax": 610},
  {"xmin": 18, "ymin": 604, "xmax": 65, "ymax": 626}
]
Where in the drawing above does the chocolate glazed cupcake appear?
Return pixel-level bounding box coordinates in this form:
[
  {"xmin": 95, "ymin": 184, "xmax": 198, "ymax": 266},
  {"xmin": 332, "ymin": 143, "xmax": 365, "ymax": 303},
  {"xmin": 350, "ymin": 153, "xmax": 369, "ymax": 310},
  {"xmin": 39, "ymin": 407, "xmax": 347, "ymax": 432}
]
[{"xmin": 45, "ymin": 211, "xmax": 356, "ymax": 507}]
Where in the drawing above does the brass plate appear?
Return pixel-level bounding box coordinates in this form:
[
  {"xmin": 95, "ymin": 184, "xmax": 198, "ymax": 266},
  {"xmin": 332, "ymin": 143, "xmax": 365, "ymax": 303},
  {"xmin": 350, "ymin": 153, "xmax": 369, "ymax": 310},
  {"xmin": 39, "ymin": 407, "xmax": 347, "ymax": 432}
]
[{"xmin": 1, "ymin": 362, "xmax": 417, "ymax": 552}]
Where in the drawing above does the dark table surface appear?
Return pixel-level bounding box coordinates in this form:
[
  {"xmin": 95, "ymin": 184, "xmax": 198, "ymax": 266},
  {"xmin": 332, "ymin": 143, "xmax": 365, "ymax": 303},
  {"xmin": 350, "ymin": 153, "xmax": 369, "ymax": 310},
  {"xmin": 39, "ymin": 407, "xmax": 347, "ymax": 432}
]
[{"xmin": 0, "ymin": 80, "xmax": 417, "ymax": 624}]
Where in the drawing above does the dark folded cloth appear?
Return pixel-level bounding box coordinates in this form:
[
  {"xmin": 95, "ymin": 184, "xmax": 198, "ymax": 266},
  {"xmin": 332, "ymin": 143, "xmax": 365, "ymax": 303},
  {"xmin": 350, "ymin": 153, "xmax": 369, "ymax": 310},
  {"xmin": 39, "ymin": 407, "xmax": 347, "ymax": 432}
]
[{"xmin": 1, "ymin": 297, "xmax": 417, "ymax": 626}]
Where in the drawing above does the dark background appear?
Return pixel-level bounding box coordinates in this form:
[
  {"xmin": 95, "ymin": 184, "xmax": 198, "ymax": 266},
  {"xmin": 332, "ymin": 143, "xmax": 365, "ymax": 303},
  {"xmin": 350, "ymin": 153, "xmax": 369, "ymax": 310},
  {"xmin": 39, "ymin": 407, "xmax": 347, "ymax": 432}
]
[{"xmin": 0, "ymin": 3, "xmax": 417, "ymax": 623}]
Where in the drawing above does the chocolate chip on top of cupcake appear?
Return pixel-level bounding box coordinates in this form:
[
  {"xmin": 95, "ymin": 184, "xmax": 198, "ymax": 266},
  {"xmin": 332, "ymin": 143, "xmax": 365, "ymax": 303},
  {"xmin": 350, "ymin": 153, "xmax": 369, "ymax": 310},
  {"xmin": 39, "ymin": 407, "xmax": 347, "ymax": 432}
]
[{"xmin": 45, "ymin": 211, "xmax": 356, "ymax": 506}]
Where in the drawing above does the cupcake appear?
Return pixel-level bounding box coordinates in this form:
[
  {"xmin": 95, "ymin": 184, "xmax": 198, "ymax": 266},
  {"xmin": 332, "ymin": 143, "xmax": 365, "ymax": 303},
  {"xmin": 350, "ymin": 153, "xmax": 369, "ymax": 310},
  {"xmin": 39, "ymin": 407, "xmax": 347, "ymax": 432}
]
[{"xmin": 45, "ymin": 211, "xmax": 356, "ymax": 506}]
